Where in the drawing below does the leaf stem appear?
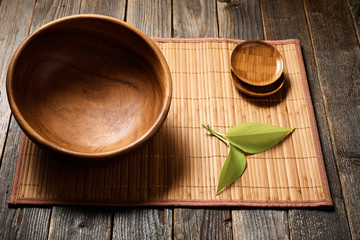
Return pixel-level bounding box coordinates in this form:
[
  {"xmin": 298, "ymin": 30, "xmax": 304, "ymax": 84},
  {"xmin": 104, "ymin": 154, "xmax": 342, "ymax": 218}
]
[{"xmin": 202, "ymin": 124, "xmax": 229, "ymax": 145}]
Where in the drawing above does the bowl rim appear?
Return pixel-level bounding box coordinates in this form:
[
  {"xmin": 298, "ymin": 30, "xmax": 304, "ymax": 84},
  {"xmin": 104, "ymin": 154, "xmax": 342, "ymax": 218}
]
[{"xmin": 6, "ymin": 14, "xmax": 172, "ymax": 159}]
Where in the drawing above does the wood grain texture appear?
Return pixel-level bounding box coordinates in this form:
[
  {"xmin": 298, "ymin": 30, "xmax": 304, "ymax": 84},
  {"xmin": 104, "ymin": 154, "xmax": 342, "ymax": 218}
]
[
  {"xmin": 232, "ymin": 210, "xmax": 290, "ymax": 240},
  {"xmin": 30, "ymin": 0, "xmax": 81, "ymax": 32},
  {"xmin": 48, "ymin": 207, "xmax": 112, "ymax": 240},
  {"xmin": 0, "ymin": 0, "xmax": 35, "ymax": 163},
  {"xmin": 303, "ymin": 0, "xmax": 360, "ymax": 156},
  {"xmin": 127, "ymin": 0, "xmax": 171, "ymax": 37},
  {"xmin": 261, "ymin": 0, "xmax": 353, "ymax": 239},
  {"xmin": 217, "ymin": 0, "xmax": 264, "ymax": 39},
  {"xmin": 0, "ymin": 1, "xmax": 52, "ymax": 238},
  {"xmin": 80, "ymin": 0, "xmax": 126, "ymax": 18},
  {"xmin": 303, "ymin": 0, "xmax": 360, "ymax": 238},
  {"xmin": 113, "ymin": 209, "xmax": 172, "ymax": 240},
  {"xmin": 173, "ymin": 0, "xmax": 218, "ymax": 37},
  {"xmin": 346, "ymin": 0, "xmax": 360, "ymax": 42},
  {"xmin": 0, "ymin": 117, "xmax": 51, "ymax": 240},
  {"xmin": 289, "ymin": 199, "xmax": 351, "ymax": 240},
  {"xmin": 174, "ymin": 209, "xmax": 232, "ymax": 240}
]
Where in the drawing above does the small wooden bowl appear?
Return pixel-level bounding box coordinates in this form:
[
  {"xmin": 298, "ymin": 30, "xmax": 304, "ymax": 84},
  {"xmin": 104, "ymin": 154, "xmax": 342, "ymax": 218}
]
[
  {"xmin": 231, "ymin": 40, "xmax": 283, "ymax": 87},
  {"xmin": 6, "ymin": 15, "xmax": 172, "ymax": 159},
  {"xmin": 231, "ymin": 71, "xmax": 285, "ymax": 98}
]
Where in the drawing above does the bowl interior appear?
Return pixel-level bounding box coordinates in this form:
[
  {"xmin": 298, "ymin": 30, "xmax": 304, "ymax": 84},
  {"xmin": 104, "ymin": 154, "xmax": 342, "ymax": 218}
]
[{"xmin": 9, "ymin": 16, "xmax": 170, "ymax": 156}]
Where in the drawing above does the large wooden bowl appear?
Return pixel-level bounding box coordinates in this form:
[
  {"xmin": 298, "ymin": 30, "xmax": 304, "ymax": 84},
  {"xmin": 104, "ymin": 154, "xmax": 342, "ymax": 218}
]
[{"xmin": 6, "ymin": 15, "xmax": 172, "ymax": 159}]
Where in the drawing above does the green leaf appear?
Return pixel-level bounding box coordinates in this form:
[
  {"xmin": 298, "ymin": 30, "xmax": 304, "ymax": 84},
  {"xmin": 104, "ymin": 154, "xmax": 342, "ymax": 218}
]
[
  {"xmin": 217, "ymin": 145, "xmax": 246, "ymax": 194},
  {"xmin": 225, "ymin": 123, "xmax": 294, "ymax": 154}
]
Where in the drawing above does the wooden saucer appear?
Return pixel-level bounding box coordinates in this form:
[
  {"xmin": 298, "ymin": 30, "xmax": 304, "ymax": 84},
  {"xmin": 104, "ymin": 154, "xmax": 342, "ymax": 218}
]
[
  {"xmin": 231, "ymin": 40, "xmax": 283, "ymax": 87},
  {"xmin": 231, "ymin": 71, "xmax": 285, "ymax": 98}
]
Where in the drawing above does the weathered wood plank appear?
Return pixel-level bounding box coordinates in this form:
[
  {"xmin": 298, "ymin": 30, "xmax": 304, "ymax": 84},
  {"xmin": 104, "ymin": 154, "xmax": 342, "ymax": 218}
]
[
  {"xmin": 28, "ymin": 1, "xmax": 114, "ymax": 239},
  {"xmin": 303, "ymin": 0, "xmax": 360, "ymax": 156},
  {"xmin": 111, "ymin": 2, "xmax": 174, "ymax": 239},
  {"xmin": 41, "ymin": 2, "xmax": 121, "ymax": 240},
  {"xmin": 0, "ymin": 116, "xmax": 52, "ymax": 240},
  {"xmin": 80, "ymin": 0, "xmax": 126, "ymax": 19},
  {"xmin": 217, "ymin": 1, "xmax": 291, "ymax": 239},
  {"xmin": 289, "ymin": 199, "xmax": 351, "ymax": 240},
  {"xmin": 303, "ymin": 0, "xmax": 360, "ymax": 238},
  {"xmin": 174, "ymin": 209, "xmax": 232, "ymax": 240},
  {"xmin": 0, "ymin": 1, "xmax": 52, "ymax": 238},
  {"xmin": 346, "ymin": 0, "xmax": 360, "ymax": 42},
  {"xmin": 48, "ymin": 207, "xmax": 112, "ymax": 240},
  {"xmin": 127, "ymin": 0, "xmax": 171, "ymax": 37},
  {"xmin": 303, "ymin": 0, "xmax": 360, "ymax": 151},
  {"xmin": 217, "ymin": 0, "xmax": 264, "ymax": 40},
  {"xmin": 112, "ymin": 208, "xmax": 172, "ymax": 240},
  {"xmin": 1, "ymin": 0, "xmax": 88, "ymax": 238},
  {"xmin": 172, "ymin": 1, "xmax": 234, "ymax": 239},
  {"xmin": 232, "ymin": 210, "xmax": 289, "ymax": 240},
  {"xmin": 0, "ymin": 0, "xmax": 35, "ymax": 163},
  {"xmin": 262, "ymin": 0, "xmax": 354, "ymax": 239},
  {"xmin": 173, "ymin": 0, "xmax": 218, "ymax": 37},
  {"xmin": 29, "ymin": 0, "xmax": 81, "ymax": 31}
]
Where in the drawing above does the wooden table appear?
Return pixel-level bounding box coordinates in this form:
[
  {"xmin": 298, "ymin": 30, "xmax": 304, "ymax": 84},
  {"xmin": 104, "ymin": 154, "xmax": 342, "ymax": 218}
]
[{"xmin": 0, "ymin": 0, "xmax": 359, "ymax": 239}]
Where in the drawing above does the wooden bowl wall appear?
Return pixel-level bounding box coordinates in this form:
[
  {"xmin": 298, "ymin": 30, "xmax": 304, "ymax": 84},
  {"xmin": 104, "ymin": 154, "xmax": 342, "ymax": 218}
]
[{"xmin": 7, "ymin": 15, "xmax": 172, "ymax": 159}]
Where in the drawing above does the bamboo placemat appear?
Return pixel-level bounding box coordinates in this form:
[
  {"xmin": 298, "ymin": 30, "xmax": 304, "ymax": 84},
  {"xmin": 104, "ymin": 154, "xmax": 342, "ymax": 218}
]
[{"xmin": 9, "ymin": 38, "xmax": 332, "ymax": 207}]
